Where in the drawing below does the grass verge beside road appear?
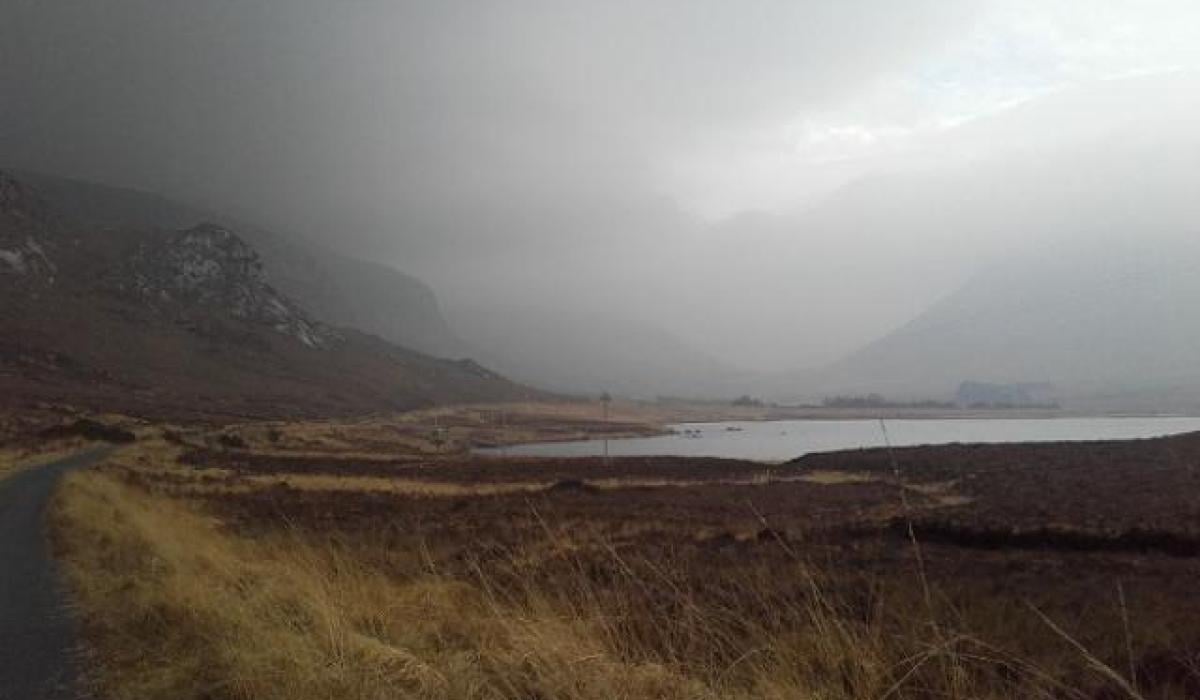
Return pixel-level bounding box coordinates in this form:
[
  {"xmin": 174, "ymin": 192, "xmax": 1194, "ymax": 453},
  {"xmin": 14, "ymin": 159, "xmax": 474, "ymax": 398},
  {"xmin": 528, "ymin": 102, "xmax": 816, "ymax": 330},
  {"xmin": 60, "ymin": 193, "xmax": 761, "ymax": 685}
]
[{"xmin": 52, "ymin": 432, "xmax": 1184, "ymax": 700}]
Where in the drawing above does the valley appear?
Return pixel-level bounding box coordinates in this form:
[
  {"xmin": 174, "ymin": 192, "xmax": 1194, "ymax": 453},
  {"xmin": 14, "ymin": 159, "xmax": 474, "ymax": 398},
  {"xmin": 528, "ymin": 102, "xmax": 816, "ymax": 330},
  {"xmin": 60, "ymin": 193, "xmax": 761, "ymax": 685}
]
[
  {"xmin": 6, "ymin": 159, "xmax": 1200, "ymax": 698},
  {"xmin": 0, "ymin": 171, "xmax": 534, "ymax": 420},
  {"xmin": 4, "ymin": 17, "xmax": 1200, "ymax": 698}
]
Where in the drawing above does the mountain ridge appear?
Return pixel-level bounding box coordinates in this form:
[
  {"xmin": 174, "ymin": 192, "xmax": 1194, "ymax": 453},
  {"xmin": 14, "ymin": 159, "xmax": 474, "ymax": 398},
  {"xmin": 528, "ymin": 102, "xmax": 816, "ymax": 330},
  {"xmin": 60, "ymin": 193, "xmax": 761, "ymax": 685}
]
[
  {"xmin": 10, "ymin": 170, "xmax": 467, "ymax": 359},
  {"xmin": 808, "ymin": 235, "xmax": 1200, "ymax": 411},
  {"xmin": 0, "ymin": 171, "xmax": 533, "ymax": 420}
]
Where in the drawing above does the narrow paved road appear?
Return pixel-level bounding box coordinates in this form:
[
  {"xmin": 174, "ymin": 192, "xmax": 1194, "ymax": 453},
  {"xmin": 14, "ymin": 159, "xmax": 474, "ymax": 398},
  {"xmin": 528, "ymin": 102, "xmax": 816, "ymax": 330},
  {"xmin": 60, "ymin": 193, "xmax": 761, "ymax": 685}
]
[{"xmin": 1, "ymin": 449, "xmax": 110, "ymax": 700}]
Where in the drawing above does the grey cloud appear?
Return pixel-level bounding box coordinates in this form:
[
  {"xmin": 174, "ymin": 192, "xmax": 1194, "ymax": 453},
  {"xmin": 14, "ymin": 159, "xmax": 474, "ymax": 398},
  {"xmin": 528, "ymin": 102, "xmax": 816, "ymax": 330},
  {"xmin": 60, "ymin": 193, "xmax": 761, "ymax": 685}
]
[
  {"xmin": 1, "ymin": 1, "xmax": 978, "ymax": 257},
  {"xmin": 9, "ymin": 2, "xmax": 1200, "ymax": 391}
]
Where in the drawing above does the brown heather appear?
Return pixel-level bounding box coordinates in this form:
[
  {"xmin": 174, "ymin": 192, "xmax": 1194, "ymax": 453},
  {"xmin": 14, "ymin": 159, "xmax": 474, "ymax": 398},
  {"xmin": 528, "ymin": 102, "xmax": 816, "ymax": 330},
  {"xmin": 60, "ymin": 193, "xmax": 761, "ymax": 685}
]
[{"xmin": 48, "ymin": 430, "xmax": 1200, "ymax": 700}]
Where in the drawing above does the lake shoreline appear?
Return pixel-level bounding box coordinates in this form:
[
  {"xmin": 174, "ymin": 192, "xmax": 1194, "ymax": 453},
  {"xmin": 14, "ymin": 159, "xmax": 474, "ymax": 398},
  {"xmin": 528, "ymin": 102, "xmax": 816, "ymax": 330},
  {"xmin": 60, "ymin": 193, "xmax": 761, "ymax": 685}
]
[{"xmin": 481, "ymin": 415, "xmax": 1200, "ymax": 462}]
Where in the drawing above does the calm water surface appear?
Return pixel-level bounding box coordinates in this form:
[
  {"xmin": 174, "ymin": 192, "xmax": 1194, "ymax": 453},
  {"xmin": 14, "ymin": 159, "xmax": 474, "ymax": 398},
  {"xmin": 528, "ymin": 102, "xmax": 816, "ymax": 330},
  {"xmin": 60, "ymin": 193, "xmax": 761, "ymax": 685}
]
[{"xmin": 484, "ymin": 417, "xmax": 1200, "ymax": 462}]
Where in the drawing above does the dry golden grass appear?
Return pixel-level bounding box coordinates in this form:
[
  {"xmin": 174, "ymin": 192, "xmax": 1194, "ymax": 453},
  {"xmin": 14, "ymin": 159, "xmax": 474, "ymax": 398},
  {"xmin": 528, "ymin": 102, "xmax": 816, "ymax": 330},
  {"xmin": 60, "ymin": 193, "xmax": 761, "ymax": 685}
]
[
  {"xmin": 241, "ymin": 473, "xmax": 548, "ymax": 497},
  {"xmin": 398, "ymin": 398, "xmax": 725, "ymax": 427},
  {"xmin": 126, "ymin": 459, "xmax": 946, "ymax": 502},
  {"xmin": 52, "ymin": 460, "xmax": 1144, "ymax": 700},
  {"xmin": 54, "ymin": 427, "xmax": 1175, "ymax": 700},
  {"xmin": 0, "ymin": 410, "xmax": 154, "ymax": 481},
  {"xmin": 204, "ymin": 400, "xmax": 672, "ymax": 459},
  {"xmin": 236, "ymin": 474, "xmax": 867, "ymax": 497},
  {"xmin": 796, "ymin": 469, "xmax": 880, "ymax": 485},
  {"xmin": 197, "ymin": 397, "xmax": 871, "ymax": 464},
  {"xmin": 54, "ymin": 470, "xmax": 725, "ymax": 699}
]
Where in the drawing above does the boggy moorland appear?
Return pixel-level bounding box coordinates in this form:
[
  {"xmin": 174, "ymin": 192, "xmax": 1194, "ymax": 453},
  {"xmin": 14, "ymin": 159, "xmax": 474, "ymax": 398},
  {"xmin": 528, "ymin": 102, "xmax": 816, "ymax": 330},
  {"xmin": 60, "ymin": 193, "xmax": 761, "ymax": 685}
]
[{"xmin": 47, "ymin": 412, "xmax": 1200, "ymax": 699}]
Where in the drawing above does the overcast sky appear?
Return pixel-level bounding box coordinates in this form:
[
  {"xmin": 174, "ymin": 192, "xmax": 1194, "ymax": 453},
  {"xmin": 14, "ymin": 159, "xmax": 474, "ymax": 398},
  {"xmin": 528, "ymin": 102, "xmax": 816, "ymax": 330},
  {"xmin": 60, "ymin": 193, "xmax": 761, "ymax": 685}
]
[{"xmin": 4, "ymin": 1, "xmax": 1200, "ymax": 371}]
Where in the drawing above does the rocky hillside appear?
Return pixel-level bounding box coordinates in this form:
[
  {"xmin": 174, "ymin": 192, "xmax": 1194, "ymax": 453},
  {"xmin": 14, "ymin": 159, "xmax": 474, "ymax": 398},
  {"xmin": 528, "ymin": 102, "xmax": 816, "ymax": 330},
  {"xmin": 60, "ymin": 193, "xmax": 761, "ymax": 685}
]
[
  {"xmin": 0, "ymin": 171, "xmax": 530, "ymax": 419},
  {"xmin": 0, "ymin": 173, "xmax": 56, "ymax": 283},
  {"xmin": 12, "ymin": 170, "xmax": 466, "ymax": 358},
  {"xmin": 109, "ymin": 223, "xmax": 335, "ymax": 349}
]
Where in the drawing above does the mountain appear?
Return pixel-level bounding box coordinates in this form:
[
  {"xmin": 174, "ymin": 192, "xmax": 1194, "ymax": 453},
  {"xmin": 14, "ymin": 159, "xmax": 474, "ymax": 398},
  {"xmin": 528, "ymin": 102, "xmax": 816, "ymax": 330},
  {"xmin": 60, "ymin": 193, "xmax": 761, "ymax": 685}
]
[
  {"xmin": 738, "ymin": 75, "xmax": 1200, "ymax": 411},
  {"xmin": 0, "ymin": 171, "xmax": 530, "ymax": 419},
  {"xmin": 12, "ymin": 170, "xmax": 466, "ymax": 358},
  {"xmin": 106, "ymin": 222, "xmax": 337, "ymax": 350},
  {"xmin": 9, "ymin": 170, "xmax": 759, "ymax": 403},
  {"xmin": 0, "ymin": 174, "xmax": 56, "ymax": 285},
  {"xmin": 449, "ymin": 304, "xmax": 754, "ymax": 400},
  {"xmin": 815, "ymin": 236, "xmax": 1200, "ymax": 411}
]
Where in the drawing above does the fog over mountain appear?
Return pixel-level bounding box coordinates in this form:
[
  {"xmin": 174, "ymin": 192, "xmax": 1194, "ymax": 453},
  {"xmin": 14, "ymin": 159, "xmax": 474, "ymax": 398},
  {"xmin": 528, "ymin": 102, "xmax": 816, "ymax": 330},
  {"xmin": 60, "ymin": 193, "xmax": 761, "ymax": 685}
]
[
  {"xmin": 14, "ymin": 171, "xmax": 468, "ymax": 359},
  {"xmin": 5, "ymin": 2, "xmax": 1200, "ymax": 405},
  {"xmin": 448, "ymin": 303, "xmax": 753, "ymax": 400},
  {"xmin": 816, "ymin": 233, "xmax": 1200, "ymax": 410}
]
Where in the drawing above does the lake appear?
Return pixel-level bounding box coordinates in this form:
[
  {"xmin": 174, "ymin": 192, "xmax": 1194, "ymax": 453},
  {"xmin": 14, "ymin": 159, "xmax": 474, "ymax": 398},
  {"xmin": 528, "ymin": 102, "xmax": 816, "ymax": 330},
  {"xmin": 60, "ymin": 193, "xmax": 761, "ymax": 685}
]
[{"xmin": 483, "ymin": 416, "xmax": 1200, "ymax": 462}]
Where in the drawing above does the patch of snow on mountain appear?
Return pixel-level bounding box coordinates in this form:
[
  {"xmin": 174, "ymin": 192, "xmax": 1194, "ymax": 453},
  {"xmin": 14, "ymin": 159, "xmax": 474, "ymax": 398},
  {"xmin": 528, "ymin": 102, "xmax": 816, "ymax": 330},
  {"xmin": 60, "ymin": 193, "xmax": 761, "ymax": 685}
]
[{"xmin": 0, "ymin": 238, "xmax": 55, "ymax": 278}]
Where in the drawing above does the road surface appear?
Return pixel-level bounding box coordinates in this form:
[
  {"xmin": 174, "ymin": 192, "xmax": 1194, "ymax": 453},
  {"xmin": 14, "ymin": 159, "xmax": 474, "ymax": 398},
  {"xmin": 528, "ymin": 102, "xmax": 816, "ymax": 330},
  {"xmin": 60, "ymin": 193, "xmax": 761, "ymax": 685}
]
[{"xmin": 1, "ymin": 449, "xmax": 110, "ymax": 699}]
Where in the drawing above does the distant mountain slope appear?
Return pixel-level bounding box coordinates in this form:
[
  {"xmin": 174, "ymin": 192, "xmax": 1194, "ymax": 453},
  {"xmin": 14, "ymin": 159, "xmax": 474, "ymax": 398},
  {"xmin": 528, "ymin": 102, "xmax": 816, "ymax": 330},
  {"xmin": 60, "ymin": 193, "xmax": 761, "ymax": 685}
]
[
  {"xmin": 817, "ymin": 237, "xmax": 1200, "ymax": 411},
  {"xmin": 0, "ymin": 171, "xmax": 529, "ymax": 419},
  {"xmin": 13, "ymin": 170, "xmax": 466, "ymax": 358},
  {"xmin": 449, "ymin": 304, "xmax": 753, "ymax": 400},
  {"xmin": 754, "ymin": 75, "xmax": 1200, "ymax": 411},
  {"xmin": 0, "ymin": 174, "xmax": 56, "ymax": 284}
]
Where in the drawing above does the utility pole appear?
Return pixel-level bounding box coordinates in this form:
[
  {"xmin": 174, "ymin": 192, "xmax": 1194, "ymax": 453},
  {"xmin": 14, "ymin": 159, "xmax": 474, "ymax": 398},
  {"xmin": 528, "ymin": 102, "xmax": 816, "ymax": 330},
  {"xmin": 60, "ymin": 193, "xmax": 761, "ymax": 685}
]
[
  {"xmin": 600, "ymin": 391, "xmax": 612, "ymax": 466},
  {"xmin": 499, "ymin": 407, "xmax": 507, "ymax": 455}
]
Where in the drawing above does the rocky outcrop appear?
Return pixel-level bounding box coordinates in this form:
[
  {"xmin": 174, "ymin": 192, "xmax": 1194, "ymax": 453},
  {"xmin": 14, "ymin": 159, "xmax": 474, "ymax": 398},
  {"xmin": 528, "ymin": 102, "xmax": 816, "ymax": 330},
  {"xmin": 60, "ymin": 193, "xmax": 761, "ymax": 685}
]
[
  {"xmin": 0, "ymin": 236, "xmax": 54, "ymax": 279},
  {"xmin": 14, "ymin": 170, "xmax": 468, "ymax": 358},
  {"xmin": 3, "ymin": 169, "xmax": 330, "ymax": 347},
  {"xmin": 113, "ymin": 223, "xmax": 336, "ymax": 348},
  {"xmin": 0, "ymin": 172, "xmax": 55, "ymax": 282},
  {"xmin": 0, "ymin": 171, "xmax": 531, "ymax": 418}
]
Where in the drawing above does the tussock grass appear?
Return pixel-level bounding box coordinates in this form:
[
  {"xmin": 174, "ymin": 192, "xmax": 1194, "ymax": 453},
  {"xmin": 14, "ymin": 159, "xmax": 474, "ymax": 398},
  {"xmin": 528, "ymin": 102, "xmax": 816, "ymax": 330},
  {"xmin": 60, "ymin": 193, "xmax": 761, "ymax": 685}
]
[
  {"xmin": 190, "ymin": 472, "xmax": 889, "ymax": 498},
  {"xmin": 209, "ymin": 400, "xmax": 671, "ymax": 458},
  {"xmin": 52, "ymin": 466, "xmax": 1143, "ymax": 700},
  {"xmin": 54, "ymin": 471, "xmax": 719, "ymax": 699},
  {"xmin": 0, "ymin": 411, "xmax": 149, "ymax": 481}
]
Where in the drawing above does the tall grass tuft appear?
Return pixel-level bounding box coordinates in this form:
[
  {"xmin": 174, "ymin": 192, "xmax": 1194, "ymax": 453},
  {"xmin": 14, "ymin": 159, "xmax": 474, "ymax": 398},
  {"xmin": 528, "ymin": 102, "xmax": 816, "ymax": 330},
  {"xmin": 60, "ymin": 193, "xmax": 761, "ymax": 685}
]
[{"xmin": 54, "ymin": 469, "xmax": 1160, "ymax": 700}]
